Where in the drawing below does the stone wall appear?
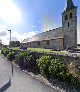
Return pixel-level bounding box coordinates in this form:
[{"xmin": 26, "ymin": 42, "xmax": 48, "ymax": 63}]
[
  {"xmin": 62, "ymin": 8, "xmax": 77, "ymax": 49},
  {"xmin": 29, "ymin": 51, "xmax": 80, "ymax": 66},
  {"xmin": 25, "ymin": 38, "xmax": 64, "ymax": 50}
]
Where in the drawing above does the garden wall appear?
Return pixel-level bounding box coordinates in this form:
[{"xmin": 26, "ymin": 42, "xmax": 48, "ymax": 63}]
[{"xmin": 29, "ymin": 51, "xmax": 80, "ymax": 65}]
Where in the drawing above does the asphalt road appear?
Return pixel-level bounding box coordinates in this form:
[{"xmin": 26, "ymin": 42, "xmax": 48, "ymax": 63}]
[{"xmin": 0, "ymin": 55, "xmax": 60, "ymax": 92}]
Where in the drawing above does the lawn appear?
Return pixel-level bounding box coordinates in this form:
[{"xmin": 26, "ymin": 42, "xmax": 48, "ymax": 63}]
[
  {"xmin": 27, "ymin": 48, "xmax": 53, "ymax": 53},
  {"xmin": 12, "ymin": 47, "xmax": 19, "ymax": 50},
  {"xmin": 11, "ymin": 47, "xmax": 69, "ymax": 54}
]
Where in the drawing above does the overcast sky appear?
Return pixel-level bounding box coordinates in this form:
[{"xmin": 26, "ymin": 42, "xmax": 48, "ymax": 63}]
[{"xmin": 0, "ymin": 0, "xmax": 80, "ymax": 45}]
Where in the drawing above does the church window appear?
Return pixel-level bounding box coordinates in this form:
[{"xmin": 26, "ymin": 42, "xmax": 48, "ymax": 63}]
[
  {"xmin": 70, "ymin": 12, "xmax": 72, "ymax": 18},
  {"xmin": 47, "ymin": 40, "xmax": 49, "ymax": 45},
  {"xmin": 38, "ymin": 42, "xmax": 40, "ymax": 46},
  {"xmin": 68, "ymin": 22, "xmax": 69, "ymax": 27},
  {"xmin": 65, "ymin": 14, "xmax": 67, "ymax": 20}
]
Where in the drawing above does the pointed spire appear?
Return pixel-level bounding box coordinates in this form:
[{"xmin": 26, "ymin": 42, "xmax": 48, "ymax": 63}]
[{"xmin": 65, "ymin": 0, "xmax": 76, "ymax": 11}]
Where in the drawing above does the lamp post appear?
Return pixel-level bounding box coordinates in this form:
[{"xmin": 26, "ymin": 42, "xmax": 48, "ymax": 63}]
[
  {"xmin": 8, "ymin": 29, "xmax": 13, "ymax": 76},
  {"xmin": 8, "ymin": 30, "xmax": 11, "ymax": 48}
]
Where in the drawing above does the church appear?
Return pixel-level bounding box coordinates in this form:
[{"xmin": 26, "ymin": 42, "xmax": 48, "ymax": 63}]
[{"xmin": 21, "ymin": 0, "xmax": 77, "ymax": 50}]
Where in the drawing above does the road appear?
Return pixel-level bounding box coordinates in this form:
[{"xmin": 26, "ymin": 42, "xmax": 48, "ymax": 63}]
[{"xmin": 0, "ymin": 55, "xmax": 60, "ymax": 92}]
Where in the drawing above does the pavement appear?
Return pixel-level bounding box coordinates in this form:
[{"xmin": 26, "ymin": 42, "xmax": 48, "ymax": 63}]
[{"xmin": 0, "ymin": 55, "xmax": 60, "ymax": 92}]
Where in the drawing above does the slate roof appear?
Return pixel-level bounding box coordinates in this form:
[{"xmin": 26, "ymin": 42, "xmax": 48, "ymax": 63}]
[
  {"xmin": 22, "ymin": 27, "xmax": 63, "ymax": 43},
  {"xmin": 66, "ymin": 0, "xmax": 77, "ymax": 11}
]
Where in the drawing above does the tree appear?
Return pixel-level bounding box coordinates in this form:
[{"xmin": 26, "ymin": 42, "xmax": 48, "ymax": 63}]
[{"xmin": 10, "ymin": 41, "xmax": 20, "ymax": 47}]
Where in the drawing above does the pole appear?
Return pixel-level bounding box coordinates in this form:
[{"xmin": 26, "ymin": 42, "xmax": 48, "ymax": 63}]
[
  {"xmin": 8, "ymin": 30, "xmax": 11, "ymax": 48},
  {"xmin": 8, "ymin": 29, "xmax": 13, "ymax": 76}
]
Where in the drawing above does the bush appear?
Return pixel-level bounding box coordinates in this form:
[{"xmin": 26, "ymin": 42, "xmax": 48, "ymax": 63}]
[
  {"xmin": 23, "ymin": 51, "xmax": 36, "ymax": 70},
  {"xmin": 49, "ymin": 59, "xmax": 67, "ymax": 79},
  {"xmin": 13, "ymin": 49, "xmax": 19, "ymax": 54},
  {"xmin": 4, "ymin": 50, "xmax": 11, "ymax": 56},
  {"xmin": 7, "ymin": 52, "xmax": 15, "ymax": 61},
  {"xmin": 15, "ymin": 52, "xmax": 24, "ymax": 67},
  {"xmin": 36, "ymin": 55, "xmax": 52, "ymax": 77},
  {"xmin": 1, "ymin": 47, "xmax": 11, "ymax": 56}
]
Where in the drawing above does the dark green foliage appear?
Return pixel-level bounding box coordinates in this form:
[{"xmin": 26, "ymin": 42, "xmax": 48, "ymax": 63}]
[
  {"xmin": 10, "ymin": 41, "xmax": 20, "ymax": 47},
  {"xmin": 15, "ymin": 51, "xmax": 36, "ymax": 70},
  {"xmin": 4, "ymin": 50, "xmax": 10, "ymax": 56},
  {"xmin": 24, "ymin": 51, "xmax": 36, "ymax": 70},
  {"xmin": 15, "ymin": 52, "xmax": 24, "ymax": 69},
  {"xmin": 7, "ymin": 52, "xmax": 15, "ymax": 61},
  {"xmin": 13, "ymin": 49, "xmax": 19, "ymax": 54},
  {"xmin": 36, "ymin": 55, "xmax": 52, "ymax": 77}
]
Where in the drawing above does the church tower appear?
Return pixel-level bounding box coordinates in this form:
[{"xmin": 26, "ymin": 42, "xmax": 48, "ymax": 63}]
[{"xmin": 62, "ymin": 0, "xmax": 77, "ymax": 49}]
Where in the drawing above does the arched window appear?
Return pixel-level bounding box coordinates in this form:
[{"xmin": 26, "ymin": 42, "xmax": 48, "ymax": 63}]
[
  {"xmin": 65, "ymin": 14, "xmax": 67, "ymax": 20},
  {"xmin": 70, "ymin": 12, "xmax": 72, "ymax": 18},
  {"xmin": 68, "ymin": 22, "xmax": 69, "ymax": 27}
]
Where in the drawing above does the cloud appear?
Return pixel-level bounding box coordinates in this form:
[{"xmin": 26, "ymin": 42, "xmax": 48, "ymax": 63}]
[
  {"xmin": 0, "ymin": 31, "xmax": 7, "ymax": 36},
  {"xmin": 26, "ymin": 31, "xmax": 37, "ymax": 38},
  {"xmin": 32, "ymin": 25, "xmax": 36, "ymax": 28},
  {"xmin": 0, "ymin": 27, "xmax": 37, "ymax": 45},
  {"xmin": 7, "ymin": 37, "xmax": 18, "ymax": 41}
]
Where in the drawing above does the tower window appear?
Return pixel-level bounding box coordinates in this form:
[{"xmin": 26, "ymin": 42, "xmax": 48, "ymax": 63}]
[
  {"xmin": 70, "ymin": 12, "xmax": 72, "ymax": 18},
  {"xmin": 65, "ymin": 14, "xmax": 67, "ymax": 20},
  {"xmin": 68, "ymin": 22, "xmax": 69, "ymax": 27}
]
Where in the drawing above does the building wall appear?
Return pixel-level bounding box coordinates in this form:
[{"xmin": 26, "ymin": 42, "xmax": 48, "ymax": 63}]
[
  {"xmin": 25, "ymin": 38, "xmax": 64, "ymax": 50},
  {"xmin": 21, "ymin": 27, "xmax": 64, "ymax": 50}
]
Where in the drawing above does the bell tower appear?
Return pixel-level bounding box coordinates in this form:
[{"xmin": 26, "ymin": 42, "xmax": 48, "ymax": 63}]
[{"xmin": 62, "ymin": 0, "xmax": 77, "ymax": 49}]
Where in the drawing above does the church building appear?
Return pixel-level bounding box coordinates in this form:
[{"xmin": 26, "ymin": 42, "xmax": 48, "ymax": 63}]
[{"xmin": 21, "ymin": 0, "xmax": 77, "ymax": 50}]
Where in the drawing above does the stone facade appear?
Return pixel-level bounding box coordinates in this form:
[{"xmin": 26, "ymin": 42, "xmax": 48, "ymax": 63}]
[
  {"xmin": 21, "ymin": 0, "xmax": 77, "ymax": 50},
  {"xmin": 62, "ymin": 6, "xmax": 77, "ymax": 49}
]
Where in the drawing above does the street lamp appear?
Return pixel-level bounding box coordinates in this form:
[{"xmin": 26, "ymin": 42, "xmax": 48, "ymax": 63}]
[
  {"xmin": 7, "ymin": 29, "xmax": 13, "ymax": 76},
  {"xmin": 7, "ymin": 29, "xmax": 11, "ymax": 48}
]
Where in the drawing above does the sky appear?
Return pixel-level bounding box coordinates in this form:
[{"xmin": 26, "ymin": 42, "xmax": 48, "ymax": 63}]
[{"xmin": 0, "ymin": 0, "xmax": 80, "ymax": 45}]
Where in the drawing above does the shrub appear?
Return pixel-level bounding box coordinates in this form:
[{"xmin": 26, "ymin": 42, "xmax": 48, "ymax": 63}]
[
  {"xmin": 36, "ymin": 55, "xmax": 52, "ymax": 77},
  {"xmin": 15, "ymin": 52, "xmax": 24, "ymax": 64},
  {"xmin": 7, "ymin": 52, "xmax": 15, "ymax": 61},
  {"xmin": 24, "ymin": 51, "xmax": 36, "ymax": 70},
  {"xmin": 4, "ymin": 50, "xmax": 11, "ymax": 56},
  {"xmin": 1, "ymin": 47, "xmax": 11, "ymax": 56},
  {"xmin": 24, "ymin": 51, "xmax": 28, "ymax": 61},
  {"xmin": 49, "ymin": 59, "xmax": 67, "ymax": 80},
  {"xmin": 13, "ymin": 49, "xmax": 19, "ymax": 54}
]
